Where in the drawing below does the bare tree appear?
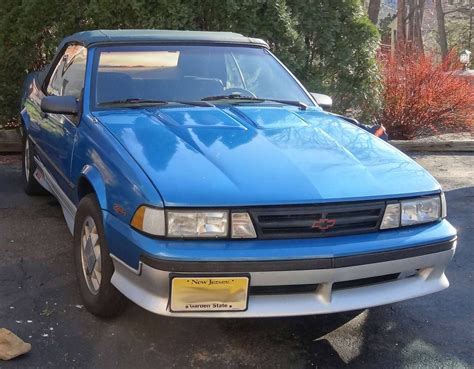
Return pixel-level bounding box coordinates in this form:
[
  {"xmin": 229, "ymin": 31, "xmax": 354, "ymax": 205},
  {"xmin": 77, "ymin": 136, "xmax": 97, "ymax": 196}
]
[
  {"xmin": 368, "ymin": 0, "xmax": 382, "ymax": 25},
  {"xmin": 435, "ymin": 0, "xmax": 449, "ymax": 57},
  {"xmin": 408, "ymin": 0, "xmax": 415, "ymax": 42},
  {"xmin": 470, "ymin": 0, "xmax": 473, "ymax": 49},
  {"xmin": 405, "ymin": 0, "xmax": 425, "ymax": 53},
  {"xmin": 415, "ymin": 0, "xmax": 425, "ymax": 52},
  {"xmin": 397, "ymin": 0, "xmax": 407, "ymax": 49}
]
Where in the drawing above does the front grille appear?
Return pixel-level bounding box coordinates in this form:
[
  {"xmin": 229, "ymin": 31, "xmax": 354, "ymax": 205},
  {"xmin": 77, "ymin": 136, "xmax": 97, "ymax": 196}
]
[
  {"xmin": 249, "ymin": 201, "xmax": 385, "ymax": 239},
  {"xmin": 332, "ymin": 273, "xmax": 400, "ymax": 290},
  {"xmin": 249, "ymin": 274, "xmax": 400, "ymax": 296},
  {"xmin": 250, "ymin": 284, "xmax": 319, "ymax": 295}
]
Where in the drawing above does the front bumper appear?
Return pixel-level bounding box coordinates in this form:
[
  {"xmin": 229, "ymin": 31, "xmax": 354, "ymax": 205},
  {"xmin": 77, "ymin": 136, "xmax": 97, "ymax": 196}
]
[{"xmin": 110, "ymin": 239, "xmax": 456, "ymax": 318}]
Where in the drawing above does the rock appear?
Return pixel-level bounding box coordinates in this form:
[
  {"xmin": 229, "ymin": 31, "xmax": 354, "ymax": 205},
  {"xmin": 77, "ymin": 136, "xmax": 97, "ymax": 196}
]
[{"xmin": 0, "ymin": 328, "xmax": 31, "ymax": 360}]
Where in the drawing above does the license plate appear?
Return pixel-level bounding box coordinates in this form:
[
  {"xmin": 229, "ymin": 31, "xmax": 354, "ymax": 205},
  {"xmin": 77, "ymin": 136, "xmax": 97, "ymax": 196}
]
[{"xmin": 170, "ymin": 276, "xmax": 250, "ymax": 312}]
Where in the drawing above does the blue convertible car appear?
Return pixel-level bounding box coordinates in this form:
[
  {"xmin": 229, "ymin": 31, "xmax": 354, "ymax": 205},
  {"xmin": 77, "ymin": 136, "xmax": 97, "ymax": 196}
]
[{"xmin": 21, "ymin": 30, "xmax": 456, "ymax": 317}]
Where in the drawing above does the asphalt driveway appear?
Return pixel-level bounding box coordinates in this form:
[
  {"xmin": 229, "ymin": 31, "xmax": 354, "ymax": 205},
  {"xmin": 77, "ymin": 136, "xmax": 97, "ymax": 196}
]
[{"xmin": 0, "ymin": 153, "xmax": 473, "ymax": 369}]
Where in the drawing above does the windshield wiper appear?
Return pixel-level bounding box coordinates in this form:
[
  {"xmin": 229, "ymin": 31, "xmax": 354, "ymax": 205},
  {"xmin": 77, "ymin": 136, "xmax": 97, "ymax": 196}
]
[
  {"xmin": 265, "ymin": 98, "xmax": 308, "ymax": 110},
  {"xmin": 98, "ymin": 98, "xmax": 214, "ymax": 108},
  {"xmin": 202, "ymin": 94, "xmax": 264, "ymax": 102},
  {"xmin": 98, "ymin": 98, "xmax": 169, "ymax": 107},
  {"xmin": 201, "ymin": 94, "xmax": 307, "ymax": 110},
  {"xmin": 178, "ymin": 100, "xmax": 214, "ymax": 107}
]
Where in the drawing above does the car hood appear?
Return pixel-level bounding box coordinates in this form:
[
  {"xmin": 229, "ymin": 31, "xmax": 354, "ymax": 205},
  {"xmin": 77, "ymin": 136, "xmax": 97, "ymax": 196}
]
[{"xmin": 94, "ymin": 105, "xmax": 440, "ymax": 206}]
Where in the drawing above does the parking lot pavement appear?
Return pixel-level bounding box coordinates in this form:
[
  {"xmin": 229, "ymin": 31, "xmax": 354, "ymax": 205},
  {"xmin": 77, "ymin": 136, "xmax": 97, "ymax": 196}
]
[{"xmin": 0, "ymin": 153, "xmax": 473, "ymax": 369}]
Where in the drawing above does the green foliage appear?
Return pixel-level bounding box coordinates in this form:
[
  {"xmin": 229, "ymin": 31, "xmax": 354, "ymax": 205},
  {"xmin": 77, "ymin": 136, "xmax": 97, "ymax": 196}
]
[
  {"xmin": 378, "ymin": 13, "xmax": 396, "ymax": 42},
  {"xmin": 0, "ymin": 0, "xmax": 381, "ymax": 126},
  {"xmin": 286, "ymin": 0, "xmax": 382, "ymax": 120},
  {"xmin": 446, "ymin": 16, "xmax": 472, "ymax": 55}
]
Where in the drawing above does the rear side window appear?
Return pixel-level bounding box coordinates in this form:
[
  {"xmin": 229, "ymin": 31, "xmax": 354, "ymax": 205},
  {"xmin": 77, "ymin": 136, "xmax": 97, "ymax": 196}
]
[{"xmin": 47, "ymin": 45, "xmax": 87, "ymax": 98}]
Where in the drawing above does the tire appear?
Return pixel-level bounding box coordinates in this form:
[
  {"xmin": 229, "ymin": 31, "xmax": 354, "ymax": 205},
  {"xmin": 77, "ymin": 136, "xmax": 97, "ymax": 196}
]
[
  {"xmin": 74, "ymin": 194, "xmax": 126, "ymax": 318},
  {"xmin": 22, "ymin": 134, "xmax": 47, "ymax": 195}
]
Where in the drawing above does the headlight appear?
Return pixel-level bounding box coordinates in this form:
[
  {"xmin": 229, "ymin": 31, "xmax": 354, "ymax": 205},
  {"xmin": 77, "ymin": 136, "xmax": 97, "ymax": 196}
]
[
  {"xmin": 380, "ymin": 203, "xmax": 401, "ymax": 229},
  {"xmin": 231, "ymin": 212, "xmax": 257, "ymax": 238},
  {"xmin": 131, "ymin": 207, "xmax": 257, "ymax": 238},
  {"xmin": 167, "ymin": 210, "xmax": 229, "ymax": 238},
  {"xmin": 131, "ymin": 206, "xmax": 165, "ymax": 236},
  {"xmin": 401, "ymin": 196, "xmax": 441, "ymax": 226},
  {"xmin": 380, "ymin": 195, "xmax": 443, "ymax": 230},
  {"xmin": 441, "ymin": 191, "xmax": 447, "ymax": 218}
]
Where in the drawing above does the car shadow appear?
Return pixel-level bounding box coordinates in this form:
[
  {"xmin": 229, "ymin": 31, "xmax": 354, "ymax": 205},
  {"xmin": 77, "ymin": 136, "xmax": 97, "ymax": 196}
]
[
  {"xmin": 115, "ymin": 305, "xmax": 359, "ymax": 368},
  {"xmin": 3, "ymin": 160, "xmax": 472, "ymax": 369},
  {"xmin": 99, "ymin": 186, "xmax": 472, "ymax": 368}
]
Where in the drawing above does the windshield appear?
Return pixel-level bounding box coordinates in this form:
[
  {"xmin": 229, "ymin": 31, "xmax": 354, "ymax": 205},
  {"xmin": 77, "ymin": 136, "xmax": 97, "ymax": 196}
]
[{"xmin": 91, "ymin": 45, "xmax": 313, "ymax": 107}]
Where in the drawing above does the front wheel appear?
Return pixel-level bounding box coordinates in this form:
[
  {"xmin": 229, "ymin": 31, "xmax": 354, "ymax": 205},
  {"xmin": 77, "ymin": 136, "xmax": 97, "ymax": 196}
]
[{"xmin": 74, "ymin": 194, "xmax": 126, "ymax": 317}]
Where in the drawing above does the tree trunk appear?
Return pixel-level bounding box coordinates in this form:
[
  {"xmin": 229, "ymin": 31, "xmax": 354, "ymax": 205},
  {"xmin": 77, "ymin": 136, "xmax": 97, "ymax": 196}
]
[
  {"xmin": 397, "ymin": 0, "xmax": 407, "ymax": 50},
  {"xmin": 368, "ymin": 0, "xmax": 381, "ymax": 25},
  {"xmin": 435, "ymin": 0, "xmax": 448, "ymax": 58},
  {"xmin": 469, "ymin": 0, "xmax": 473, "ymax": 50},
  {"xmin": 408, "ymin": 0, "xmax": 415, "ymax": 43},
  {"xmin": 406, "ymin": 0, "xmax": 424, "ymax": 53},
  {"xmin": 415, "ymin": 0, "xmax": 425, "ymax": 53},
  {"xmin": 419, "ymin": 0, "xmax": 425, "ymax": 23}
]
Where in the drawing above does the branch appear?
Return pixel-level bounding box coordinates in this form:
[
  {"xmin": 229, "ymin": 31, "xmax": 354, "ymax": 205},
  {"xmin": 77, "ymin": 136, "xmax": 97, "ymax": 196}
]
[{"xmin": 443, "ymin": 7, "xmax": 472, "ymax": 16}]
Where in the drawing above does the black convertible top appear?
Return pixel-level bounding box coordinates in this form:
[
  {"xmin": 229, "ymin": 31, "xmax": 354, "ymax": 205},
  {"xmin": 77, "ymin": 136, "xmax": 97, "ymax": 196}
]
[
  {"xmin": 36, "ymin": 29, "xmax": 268, "ymax": 89},
  {"xmin": 58, "ymin": 29, "xmax": 269, "ymax": 49}
]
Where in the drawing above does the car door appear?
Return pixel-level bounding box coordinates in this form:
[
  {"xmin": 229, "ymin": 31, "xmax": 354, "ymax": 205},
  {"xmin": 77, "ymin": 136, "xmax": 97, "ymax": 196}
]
[{"xmin": 39, "ymin": 44, "xmax": 87, "ymax": 199}]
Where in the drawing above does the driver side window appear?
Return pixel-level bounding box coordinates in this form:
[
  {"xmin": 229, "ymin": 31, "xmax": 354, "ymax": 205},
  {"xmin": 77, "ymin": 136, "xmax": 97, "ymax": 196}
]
[{"xmin": 47, "ymin": 45, "xmax": 87, "ymax": 99}]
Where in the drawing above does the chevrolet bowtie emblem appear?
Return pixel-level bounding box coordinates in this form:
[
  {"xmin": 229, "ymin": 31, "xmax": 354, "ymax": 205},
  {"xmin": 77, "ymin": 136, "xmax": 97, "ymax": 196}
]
[{"xmin": 312, "ymin": 218, "xmax": 336, "ymax": 231}]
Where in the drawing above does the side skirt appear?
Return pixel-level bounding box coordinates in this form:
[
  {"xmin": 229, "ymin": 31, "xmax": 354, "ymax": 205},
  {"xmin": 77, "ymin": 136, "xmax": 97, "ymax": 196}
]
[{"xmin": 34, "ymin": 157, "xmax": 76, "ymax": 235}]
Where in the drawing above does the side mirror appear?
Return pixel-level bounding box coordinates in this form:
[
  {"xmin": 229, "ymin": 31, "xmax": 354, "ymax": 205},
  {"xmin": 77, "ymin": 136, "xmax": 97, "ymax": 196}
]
[
  {"xmin": 41, "ymin": 96, "xmax": 79, "ymax": 115},
  {"xmin": 311, "ymin": 93, "xmax": 332, "ymax": 110}
]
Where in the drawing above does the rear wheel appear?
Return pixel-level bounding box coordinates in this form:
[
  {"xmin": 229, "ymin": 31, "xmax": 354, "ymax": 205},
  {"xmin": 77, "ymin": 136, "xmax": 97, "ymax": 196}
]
[
  {"xmin": 22, "ymin": 135, "xmax": 47, "ymax": 195},
  {"xmin": 74, "ymin": 194, "xmax": 126, "ymax": 317}
]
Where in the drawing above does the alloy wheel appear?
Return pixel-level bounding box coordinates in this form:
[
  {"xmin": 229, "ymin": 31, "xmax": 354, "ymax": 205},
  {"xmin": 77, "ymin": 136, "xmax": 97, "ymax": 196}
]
[{"xmin": 80, "ymin": 216, "xmax": 102, "ymax": 295}]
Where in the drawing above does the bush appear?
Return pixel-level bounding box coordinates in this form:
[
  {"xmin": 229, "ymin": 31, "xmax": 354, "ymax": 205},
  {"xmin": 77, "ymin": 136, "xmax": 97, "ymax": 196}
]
[
  {"xmin": 0, "ymin": 0, "xmax": 381, "ymax": 128},
  {"xmin": 379, "ymin": 50, "xmax": 474, "ymax": 140},
  {"xmin": 286, "ymin": 0, "xmax": 382, "ymax": 121}
]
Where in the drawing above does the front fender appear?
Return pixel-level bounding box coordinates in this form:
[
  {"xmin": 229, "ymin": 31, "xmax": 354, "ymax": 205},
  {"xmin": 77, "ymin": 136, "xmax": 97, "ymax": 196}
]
[
  {"xmin": 20, "ymin": 108, "xmax": 30, "ymax": 131},
  {"xmin": 71, "ymin": 115, "xmax": 164, "ymax": 225},
  {"xmin": 79, "ymin": 165, "xmax": 108, "ymax": 210}
]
